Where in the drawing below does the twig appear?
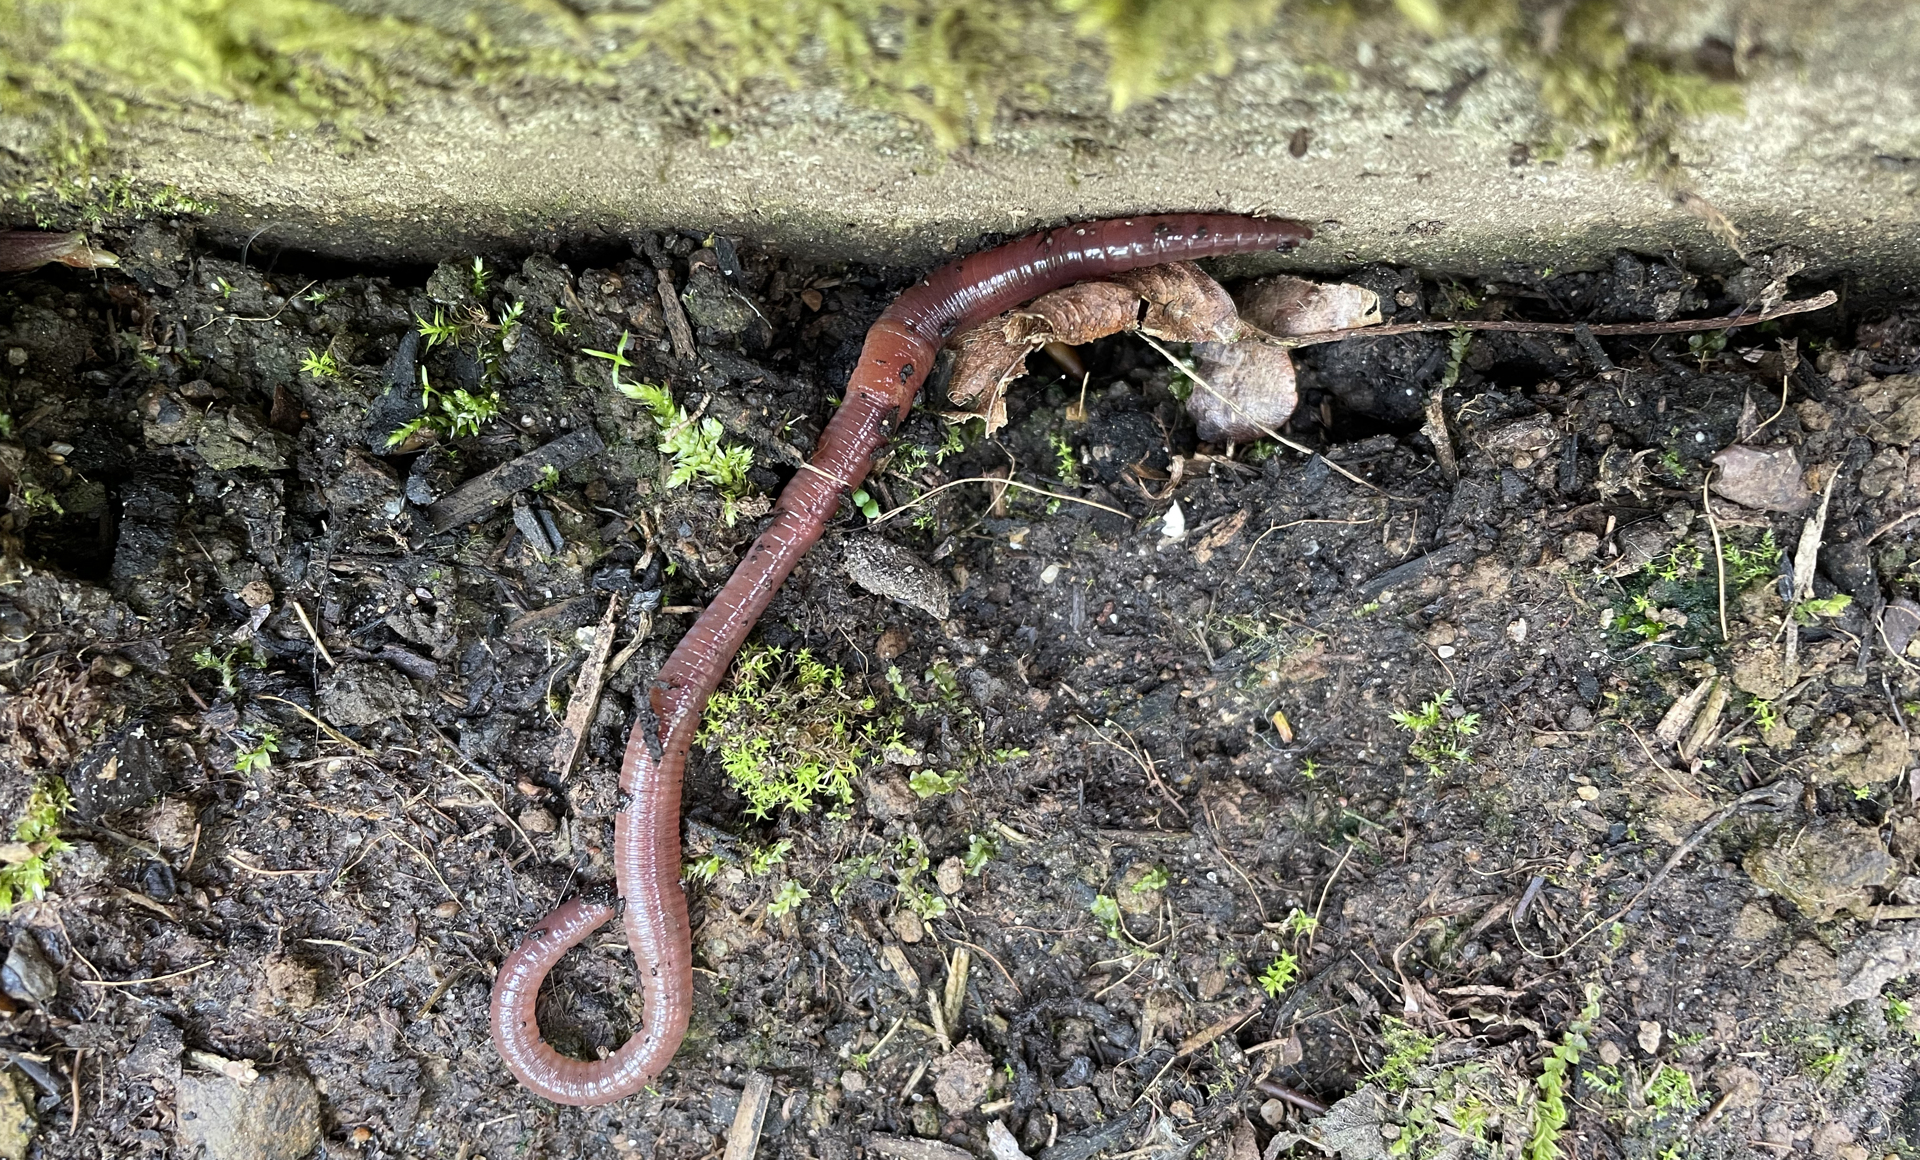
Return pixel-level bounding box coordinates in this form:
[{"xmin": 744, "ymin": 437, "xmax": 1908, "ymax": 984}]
[
  {"xmin": 1704, "ymin": 472, "xmax": 1728, "ymax": 641},
  {"xmin": 1080, "ymin": 716, "xmax": 1188, "ymax": 819},
  {"xmin": 871, "ymin": 476, "xmax": 1130, "ymax": 525},
  {"xmin": 446, "ymin": 765, "xmax": 538, "ymax": 857},
  {"xmin": 257, "ymin": 694, "xmax": 372, "ymax": 757},
  {"xmin": 723, "ymin": 1073, "xmax": 775, "ymax": 1160},
  {"xmin": 288, "ymin": 600, "xmax": 335, "ymax": 668},
  {"xmin": 551, "ymin": 594, "xmax": 621, "ymax": 778},
  {"xmin": 1866, "ymin": 507, "xmax": 1920, "ymax": 545},
  {"xmin": 1253, "ymin": 1078, "xmax": 1329, "ymax": 1117},
  {"xmin": 1201, "ymin": 800, "xmax": 1267, "ymax": 923},
  {"xmin": 1136, "ymin": 333, "xmax": 1395, "ymax": 499},
  {"xmin": 385, "ymin": 830, "xmax": 455, "ymax": 899},
  {"xmin": 1517, "ymin": 781, "xmax": 1795, "ymax": 960},
  {"xmin": 1253, "ymin": 291, "xmax": 1838, "ymax": 350},
  {"xmin": 1236, "ymin": 514, "xmax": 1383, "ymax": 574},
  {"xmin": 1785, "ymin": 466, "xmax": 1843, "ymax": 684},
  {"xmin": 76, "ymin": 960, "xmax": 214, "ymax": 987},
  {"xmin": 414, "ymin": 967, "xmax": 474, "ymax": 1019},
  {"xmin": 1308, "ymin": 841, "xmax": 1354, "ymax": 957}
]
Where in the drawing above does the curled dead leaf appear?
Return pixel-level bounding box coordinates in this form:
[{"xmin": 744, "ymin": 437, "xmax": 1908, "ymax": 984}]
[
  {"xmin": 945, "ymin": 316, "xmax": 1031, "ymax": 433},
  {"xmin": 1109, "ymin": 261, "xmax": 1240, "ymax": 342},
  {"xmin": 1006, "ymin": 280, "xmax": 1140, "ymax": 345},
  {"xmin": 1186, "ymin": 340, "xmax": 1298, "ymax": 444},
  {"xmin": 0, "ymin": 230, "xmax": 119, "ymax": 273},
  {"xmin": 1238, "ymin": 275, "xmax": 1380, "ymax": 336}
]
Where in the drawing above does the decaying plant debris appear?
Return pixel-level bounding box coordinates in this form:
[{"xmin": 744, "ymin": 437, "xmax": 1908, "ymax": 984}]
[{"xmin": 1, "ymin": 219, "xmax": 1919, "ymax": 1160}]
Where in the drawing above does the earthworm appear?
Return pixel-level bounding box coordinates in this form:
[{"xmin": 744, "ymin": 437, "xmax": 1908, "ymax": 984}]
[{"xmin": 489, "ymin": 213, "xmax": 1314, "ymax": 1105}]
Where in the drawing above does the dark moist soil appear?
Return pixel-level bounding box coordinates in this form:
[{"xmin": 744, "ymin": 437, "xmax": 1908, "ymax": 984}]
[{"xmin": 2, "ymin": 221, "xmax": 1919, "ymax": 1160}]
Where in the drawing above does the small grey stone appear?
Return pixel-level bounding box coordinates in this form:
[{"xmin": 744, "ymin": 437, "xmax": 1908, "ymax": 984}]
[
  {"xmin": 125, "ymin": 1016, "xmax": 184, "ymax": 1081},
  {"xmin": 177, "ymin": 1069, "xmax": 322, "ymax": 1160},
  {"xmin": 316, "ymin": 661, "xmax": 421, "ymax": 728},
  {"xmin": 1710, "ymin": 445, "xmax": 1812, "ymax": 513},
  {"xmin": 1, "ymin": 934, "xmax": 56, "ymax": 1006},
  {"xmin": 843, "ymin": 539, "xmax": 949, "ymax": 621}
]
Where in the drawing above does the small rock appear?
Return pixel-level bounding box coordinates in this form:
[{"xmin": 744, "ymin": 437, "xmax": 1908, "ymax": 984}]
[
  {"xmin": 434, "ymin": 899, "xmax": 462, "ymax": 918},
  {"xmin": 844, "ymin": 539, "xmax": 950, "ymax": 621},
  {"xmin": 840, "ymin": 1070, "xmax": 867, "ymax": 1094},
  {"xmin": 316, "ymin": 660, "xmax": 420, "ymax": 728},
  {"xmin": 986, "ymin": 1119, "xmax": 1031, "ymax": 1160},
  {"xmin": 262, "ymin": 957, "xmax": 318, "ymax": 1012},
  {"xmin": 1745, "ymin": 818, "xmax": 1896, "ymax": 920},
  {"xmin": 930, "ymin": 1038, "xmax": 993, "ymax": 1115},
  {"xmin": 1637, "ymin": 1020, "xmax": 1662, "ymax": 1054},
  {"xmin": 1424, "ymin": 622, "xmax": 1456, "ymax": 646},
  {"xmin": 125, "ymin": 1016, "xmax": 185, "ymax": 1081},
  {"xmin": 1, "ymin": 934, "xmax": 56, "ymax": 1006},
  {"xmin": 1506, "ymin": 618, "xmax": 1527, "ymax": 643},
  {"xmin": 1730, "ymin": 645, "xmax": 1792, "ymax": 699},
  {"xmin": 1597, "ymin": 1040, "xmax": 1622, "ymax": 1066},
  {"xmin": 876, "ymin": 628, "xmax": 911, "ymax": 660},
  {"xmin": 936, "ymin": 857, "xmax": 965, "ymax": 896},
  {"xmin": 69, "ymin": 724, "xmax": 168, "ymax": 821},
  {"xmin": 1884, "ymin": 598, "xmax": 1920, "ymax": 657},
  {"xmin": 177, "ymin": 1068, "xmax": 322, "ymax": 1160},
  {"xmin": 0, "ymin": 1072, "xmax": 31, "ymax": 1160},
  {"xmin": 517, "ymin": 807, "xmax": 558, "ymax": 835},
  {"xmin": 143, "ymin": 797, "xmax": 199, "ymax": 853},
  {"xmin": 889, "ymin": 907, "xmax": 925, "ymax": 945},
  {"xmin": 1158, "ymin": 500, "xmax": 1187, "ymax": 544},
  {"xmin": 1561, "ymin": 531, "xmax": 1599, "ymax": 564},
  {"xmin": 237, "ymin": 580, "xmax": 275, "ymax": 609},
  {"xmin": 1710, "ymin": 445, "xmax": 1813, "ymax": 512},
  {"xmin": 1259, "ymin": 1098, "xmax": 1290, "ymax": 1127},
  {"xmin": 863, "ymin": 776, "xmax": 917, "ymax": 822},
  {"xmin": 1576, "ymin": 785, "xmax": 1600, "ymax": 801}
]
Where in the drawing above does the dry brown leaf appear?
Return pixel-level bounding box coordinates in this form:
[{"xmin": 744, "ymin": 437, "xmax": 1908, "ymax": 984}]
[
  {"xmin": 1239, "ymin": 275, "xmax": 1381, "ymax": 336},
  {"xmin": 1186, "ymin": 341, "xmax": 1298, "ymax": 444},
  {"xmin": 945, "ymin": 315, "xmax": 1033, "ymax": 433},
  {"xmin": 1109, "ymin": 261, "xmax": 1240, "ymax": 342},
  {"xmin": 1005, "ymin": 281, "xmax": 1140, "ymax": 345}
]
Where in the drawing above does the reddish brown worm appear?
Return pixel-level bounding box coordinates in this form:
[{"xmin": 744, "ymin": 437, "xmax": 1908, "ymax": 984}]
[{"xmin": 489, "ymin": 213, "xmax": 1313, "ymax": 1105}]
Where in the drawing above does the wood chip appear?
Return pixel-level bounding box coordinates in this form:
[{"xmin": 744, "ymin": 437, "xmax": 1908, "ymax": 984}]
[
  {"xmin": 722, "ymin": 1072, "xmax": 774, "ymax": 1160},
  {"xmin": 657, "ymin": 270, "xmax": 697, "ymax": 361},
  {"xmin": 867, "ymin": 1137, "xmax": 974, "ymax": 1160},
  {"xmin": 550, "ymin": 595, "xmax": 621, "ymax": 779},
  {"xmin": 427, "ymin": 429, "xmax": 605, "ymax": 531}
]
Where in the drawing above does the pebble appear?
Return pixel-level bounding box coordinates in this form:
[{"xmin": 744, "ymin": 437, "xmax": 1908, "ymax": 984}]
[
  {"xmin": 0, "ymin": 1071, "xmax": 30, "ymax": 1160},
  {"xmin": 844, "ymin": 539, "xmax": 950, "ymax": 621},
  {"xmin": 936, "ymin": 857, "xmax": 965, "ymax": 896},
  {"xmin": 1576, "ymin": 785, "xmax": 1600, "ymax": 801},
  {"xmin": 889, "ymin": 907, "xmax": 925, "ymax": 945},
  {"xmin": 1637, "ymin": 1020, "xmax": 1663, "ymax": 1053},
  {"xmin": 1, "ymin": 935, "xmax": 56, "ymax": 1006},
  {"xmin": 177, "ymin": 1068, "xmax": 322, "ymax": 1160},
  {"xmin": 517, "ymin": 807, "xmax": 558, "ymax": 835}
]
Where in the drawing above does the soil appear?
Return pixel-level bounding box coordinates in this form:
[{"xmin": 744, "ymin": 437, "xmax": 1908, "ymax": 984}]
[{"xmin": 2, "ymin": 222, "xmax": 1919, "ymax": 1160}]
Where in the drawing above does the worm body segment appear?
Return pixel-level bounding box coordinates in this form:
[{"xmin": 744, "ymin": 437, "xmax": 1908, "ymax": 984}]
[{"xmin": 489, "ymin": 213, "xmax": 1312, "ymax": 1105}]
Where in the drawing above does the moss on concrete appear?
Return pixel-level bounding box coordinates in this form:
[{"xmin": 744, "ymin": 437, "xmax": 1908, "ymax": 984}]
[{"xmin": 1, "ymin": 0, "xmax": 1743, "ymax": 185}]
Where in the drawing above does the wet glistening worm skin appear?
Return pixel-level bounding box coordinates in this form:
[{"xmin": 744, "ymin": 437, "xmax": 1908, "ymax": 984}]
[{"xmin": 489, "ymin": 213, "xmax": 1314, "ymax": 1105}]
